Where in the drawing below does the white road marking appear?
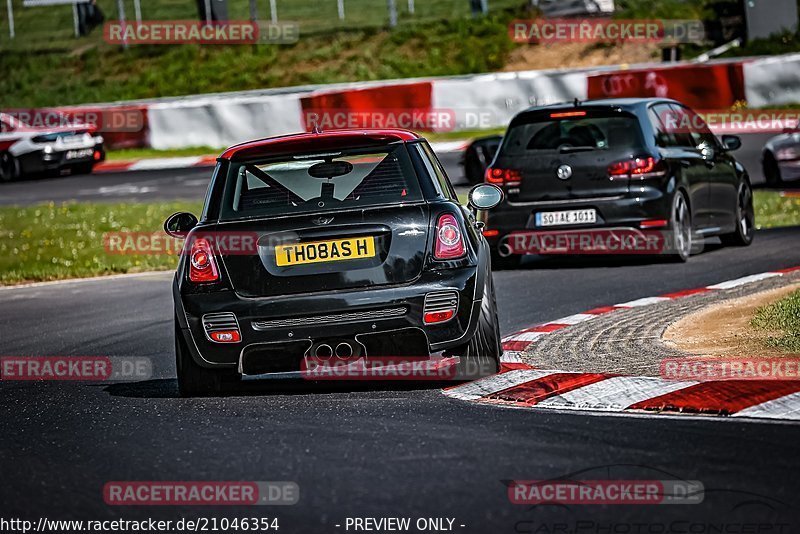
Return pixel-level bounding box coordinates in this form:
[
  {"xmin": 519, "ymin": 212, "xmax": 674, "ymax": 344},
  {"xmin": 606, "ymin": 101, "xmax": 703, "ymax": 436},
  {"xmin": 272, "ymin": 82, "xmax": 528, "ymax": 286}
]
[
  {"xmin": 706, "ymin": 272, "xmax": 782, "ymax": 289},
  {"xmin": 443, "ymin": 369, "xmax": 558, "ymax": 401},
  {"xmin": 0, "ymin": 271, "xmax": 171, "ymax": 291},
  {"xmin": 732, "ymin": 391, "xmax": 800, "ymax": 420},
  {"xmin": 95, "ymin": 184, "xmax": 157, "ymax": 195},
  {"xmin": 536, "ymin": 376, "xmax": 698, "ymax": 411}
]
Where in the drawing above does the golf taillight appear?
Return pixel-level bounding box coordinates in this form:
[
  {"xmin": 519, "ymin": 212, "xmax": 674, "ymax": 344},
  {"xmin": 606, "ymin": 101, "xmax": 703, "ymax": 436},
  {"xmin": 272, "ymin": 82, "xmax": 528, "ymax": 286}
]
[
  {"xmin": 434, "ymin": 213, "xmax": 466, "ymax": 260},
  {"xmin": 485, "ymin": 167, "xmax": 521, "ymax": 187},
  {"xmin": 189, "ymin": 237, "xmax": 220, "ymax": 283},
  {"xmin": 608, "ymin": 156, "xmax": 665, "ymax": 179}
]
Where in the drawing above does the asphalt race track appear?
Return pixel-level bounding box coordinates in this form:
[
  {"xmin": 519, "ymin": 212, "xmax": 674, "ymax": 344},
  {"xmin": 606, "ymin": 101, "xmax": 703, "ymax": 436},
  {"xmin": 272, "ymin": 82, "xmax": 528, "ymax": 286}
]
[
  {"xmin": 0, "ymin": 133, "xmax": 779, "ymax": 206},
  {"xmin": 2, "ymin": 224, "xmax": 800, "ymax": 530},
  {"xmin": 2, "ymin": 131, "xmax": 800, "ymax": 530}
]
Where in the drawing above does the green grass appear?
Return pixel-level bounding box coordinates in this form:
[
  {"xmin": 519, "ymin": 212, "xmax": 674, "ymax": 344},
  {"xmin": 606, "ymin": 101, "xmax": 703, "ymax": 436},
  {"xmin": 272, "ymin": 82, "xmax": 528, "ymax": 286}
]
[
  {"xmin": 0, "ymin": 189, "xmax": 797, "ymax": 286},
  {"xmin": 103, "ymin": 128, "xmax": 506, "ymax": 160},
  {"xmin": 0, "ymin": 3, "xmax": 522, "ymax": 107},
  {"xmin": 0, "ymin": 201, "xmax": 201, "ymax": 284},
  {"xmin": 106, "ymin": 146, "xmax": 222, "ymax": 160},
  {"xmin": 751, "ymin": 289, "xmax": 800, "ymax": 352},
  {"xmin": 754, "ymin": 191, "xmax": 800, "ymax": 229}
]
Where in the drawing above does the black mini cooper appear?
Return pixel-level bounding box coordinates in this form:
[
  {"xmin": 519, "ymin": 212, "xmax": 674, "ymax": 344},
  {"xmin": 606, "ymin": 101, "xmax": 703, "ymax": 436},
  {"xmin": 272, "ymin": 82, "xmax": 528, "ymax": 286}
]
[
  {"xmin": 482, "ymin": 98, "xmax": 755, "ymax": 268},
  {"xmin": 165, "ymin": 129, "xmax": 504, "ymax": 396}
]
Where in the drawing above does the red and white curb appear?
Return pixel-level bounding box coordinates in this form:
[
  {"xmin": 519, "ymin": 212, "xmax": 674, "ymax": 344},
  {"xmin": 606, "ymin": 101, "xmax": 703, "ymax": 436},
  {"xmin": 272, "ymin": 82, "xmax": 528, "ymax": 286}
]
[
  {"xmin": 446, "ymin": 266, "xmax": 800, "ymax": 421},
  {"xmin": 94, "ymin": 155, "xmax": 218, "ymax": 174},
  {"xmin": 93, "ymin": 141, "xmax": 470, "ymax": 174}
]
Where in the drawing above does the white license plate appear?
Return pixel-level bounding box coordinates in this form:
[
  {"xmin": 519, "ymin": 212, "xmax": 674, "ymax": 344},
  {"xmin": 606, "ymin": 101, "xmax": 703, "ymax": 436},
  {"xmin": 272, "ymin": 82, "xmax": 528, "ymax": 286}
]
[
  {"xmin": 535, "ymin": 209, "xmax": 597, "ymax": 227},
  {"xmin": 65, "ymin": 148, "xmax": 94, "ymax": 160}
]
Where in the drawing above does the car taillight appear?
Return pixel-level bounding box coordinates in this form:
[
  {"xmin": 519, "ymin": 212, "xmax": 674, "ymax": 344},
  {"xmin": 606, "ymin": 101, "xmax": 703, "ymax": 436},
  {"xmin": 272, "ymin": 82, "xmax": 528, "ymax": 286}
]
[
  {"xmin": 608, "ymin": 156, "xmax": 666, "ymax": 179},
  {"xmin": 209, "ymin": 330, "xmax": 241, "ymax": 343},
  {"xmin": 434, "ymin": 213, "xmax": 466, "ymax": 260},
  {"xmin": 485, "ymin": 167, "xmax": 521, "ymax": 187},
  {"xmin": 188, "ymin": 237, "xmax": 220, "ymax": 283}
]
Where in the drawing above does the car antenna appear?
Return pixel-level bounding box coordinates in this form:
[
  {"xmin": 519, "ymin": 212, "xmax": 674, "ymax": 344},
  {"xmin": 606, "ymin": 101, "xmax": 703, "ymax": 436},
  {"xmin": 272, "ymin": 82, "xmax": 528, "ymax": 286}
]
[{"xmin": 573, "ymin": 98, "xmax": 580, "ymax": 107}]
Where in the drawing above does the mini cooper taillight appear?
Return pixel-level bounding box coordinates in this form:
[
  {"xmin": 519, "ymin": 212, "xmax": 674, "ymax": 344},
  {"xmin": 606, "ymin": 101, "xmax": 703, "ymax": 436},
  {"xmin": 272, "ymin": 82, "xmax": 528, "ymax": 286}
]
[
  {"xmin": 434, "ymin": 213, "xmax": 466, "ymax": 260},
  {"xmin": 188, "ymin": 237, "xmax": 220, "ymax": 283},
  {"xmin": 423, "ymin": 291, "xmax": 459, "ymax": 324},
  {"xmin": 485, "ymin": 167, "xmax": 522, "ymax": 187},
  {"xmin": 608, "ymin": 156, "xmax": 667, "ymax": 180},
  {"xmin": 202, "ymin": 312, "xmax": 241, "ymax": 343}
]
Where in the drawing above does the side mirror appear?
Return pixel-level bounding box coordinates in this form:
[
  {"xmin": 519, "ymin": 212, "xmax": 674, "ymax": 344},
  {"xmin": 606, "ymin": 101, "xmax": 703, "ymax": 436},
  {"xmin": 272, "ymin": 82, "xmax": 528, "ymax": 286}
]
[
  {"xmin": 468, "ymin": 184, "xmax": 503, "ymax": 212},
  {"xmin": 164, "ymin": 212, "xmax": 198, "ymax": 239},
  {"xmin": 721, "ymin": 135, "xmax": 741, "ymax": 152}
]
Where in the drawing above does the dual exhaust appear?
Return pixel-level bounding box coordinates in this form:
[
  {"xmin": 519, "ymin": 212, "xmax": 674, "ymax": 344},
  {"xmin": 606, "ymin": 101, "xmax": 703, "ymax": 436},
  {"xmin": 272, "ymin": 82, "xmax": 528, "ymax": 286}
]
[{"xmin": 313, "ymin": 341, "xmax": 354, "ymax": 360}]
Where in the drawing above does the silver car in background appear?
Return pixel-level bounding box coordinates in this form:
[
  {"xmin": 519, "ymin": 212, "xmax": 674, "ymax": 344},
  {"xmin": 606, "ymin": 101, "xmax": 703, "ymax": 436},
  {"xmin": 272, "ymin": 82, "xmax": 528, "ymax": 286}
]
[{"xmin": 763, "ymin": 122, "xmax": 800, "ymax": 185}]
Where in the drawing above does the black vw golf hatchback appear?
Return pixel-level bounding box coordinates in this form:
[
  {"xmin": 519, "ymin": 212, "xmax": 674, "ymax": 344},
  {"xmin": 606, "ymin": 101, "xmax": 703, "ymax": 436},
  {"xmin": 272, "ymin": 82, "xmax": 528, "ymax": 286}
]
[
  {"xmin": 482, "ymin": 98, "xmax": 755, "ymax": 268},
  {"xmin": 165, "ymin": 129, "xmax": 504, "ymax": 396}
]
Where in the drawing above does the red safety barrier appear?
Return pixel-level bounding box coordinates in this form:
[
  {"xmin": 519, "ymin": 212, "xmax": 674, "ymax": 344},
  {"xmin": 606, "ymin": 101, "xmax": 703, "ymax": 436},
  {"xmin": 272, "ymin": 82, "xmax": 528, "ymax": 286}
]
[
  {"xmin": 299, "ymin": 82, "xmax": 434, "ymax": 132},
  {"xmin": 587, "ymin": 63, "xmax": 746, "ymax": 110}
]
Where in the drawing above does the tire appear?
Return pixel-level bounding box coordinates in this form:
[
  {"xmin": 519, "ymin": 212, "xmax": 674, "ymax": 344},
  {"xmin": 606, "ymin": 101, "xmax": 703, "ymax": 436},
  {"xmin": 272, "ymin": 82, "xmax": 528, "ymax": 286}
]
[
  {"xmin": 763, "ymin": 153, "xmax": 783, "ymax": 186},
  {"xmin": 720, "ymin": 180, "xmax": 755, "ymax": 247},
  {"xmin": 175, "ymin": 318, "xmax": 239, "ymax": 397},
  {"xmin": 0, "ymin": 152, "xmax": 20, "ymax": 182},
  {"xmin": 668, "ymin": 191, "xmax": 692, "ymax": 262},
  {"xmin": 449, "ymin": 273, "xmax": 502, "ymax": 380}
]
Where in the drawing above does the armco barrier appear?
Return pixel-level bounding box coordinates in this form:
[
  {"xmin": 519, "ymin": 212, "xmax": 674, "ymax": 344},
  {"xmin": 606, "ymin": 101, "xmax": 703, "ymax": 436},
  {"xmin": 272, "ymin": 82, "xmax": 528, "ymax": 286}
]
[
  {"xmin": 431, "ymin": 68, "xmax": 593, "ymax": 130},
  {"xmin": 744, "ymin": 53, "xmax": 800, "ymax": 107},
  {"xmin": 300, "ymin": 81, "xmax": 434, "ymax": 129},
  {"xmin": 587, "ymin": 62, "xmax": 746, "ymax": 109},
  {"xmin": 148, "ymin": 94, "xmax": 304, "ymax": 150},
  {"xmin": 16, "ymin": 53, "xmax": 796, "ymax": 150}
]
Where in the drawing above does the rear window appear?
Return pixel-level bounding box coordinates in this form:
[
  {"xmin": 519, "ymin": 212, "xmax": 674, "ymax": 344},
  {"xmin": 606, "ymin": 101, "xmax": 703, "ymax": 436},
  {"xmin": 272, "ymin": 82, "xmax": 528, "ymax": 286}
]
[
  {"xmin": 218, "ymin": 144, "xmax": 422, "ymax": 220},
  {"xmin": 501, "ymin": 112, "xmax": 644, "ymax": 156}
]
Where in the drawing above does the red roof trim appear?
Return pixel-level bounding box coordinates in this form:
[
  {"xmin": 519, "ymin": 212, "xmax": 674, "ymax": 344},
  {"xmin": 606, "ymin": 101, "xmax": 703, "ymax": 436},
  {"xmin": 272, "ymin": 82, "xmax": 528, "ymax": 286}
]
[{"xmin": 220, "ymin": 129, "xmax": 420, "ymax": 159}]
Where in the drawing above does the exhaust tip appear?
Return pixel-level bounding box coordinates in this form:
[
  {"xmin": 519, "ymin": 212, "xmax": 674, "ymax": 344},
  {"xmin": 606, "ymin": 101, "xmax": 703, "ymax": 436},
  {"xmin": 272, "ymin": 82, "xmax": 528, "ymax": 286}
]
[
  {"xmin": 498, "ymin": 241, "xmax": 513, "ymax": 258},
  {"xmin": 315, "ymin": 343, "xmax": 333, "ymax": 360},
  {"xmin": 335, "ymin": 342, "xmax": 353, "ymax": 359}
]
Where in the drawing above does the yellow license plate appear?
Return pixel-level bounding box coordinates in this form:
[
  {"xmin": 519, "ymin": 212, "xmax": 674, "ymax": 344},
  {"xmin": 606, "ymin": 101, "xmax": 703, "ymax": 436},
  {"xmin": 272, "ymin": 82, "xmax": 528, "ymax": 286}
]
[{"xmin": 275, "ymin": 236, "xmax": 376, "ymax": 267}]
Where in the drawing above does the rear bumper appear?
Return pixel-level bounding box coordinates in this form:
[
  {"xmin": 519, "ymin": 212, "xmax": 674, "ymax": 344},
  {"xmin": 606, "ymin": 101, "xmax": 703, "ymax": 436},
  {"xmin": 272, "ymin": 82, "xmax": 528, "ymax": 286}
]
[
  {"xmin": 174, "ymin": 265, "xmax": 483, "ymax": 371},
  {"xmin": 18, "ymin": 143, "xmax": 104, "ymax": 175},
  {"xmin": 778, "ymin": 160, "xmax": 800, "ymax": 182},
  {"xmin": 482, "ymin": 186, "xmax": 672, "ymax": 253}
]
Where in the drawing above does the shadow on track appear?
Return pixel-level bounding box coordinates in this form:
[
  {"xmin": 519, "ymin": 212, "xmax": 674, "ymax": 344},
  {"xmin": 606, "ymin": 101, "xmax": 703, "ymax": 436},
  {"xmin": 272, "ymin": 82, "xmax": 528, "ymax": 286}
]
[{"xmin": 103, "ymin": 377, "xmax": 449, "ymax": 399}]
